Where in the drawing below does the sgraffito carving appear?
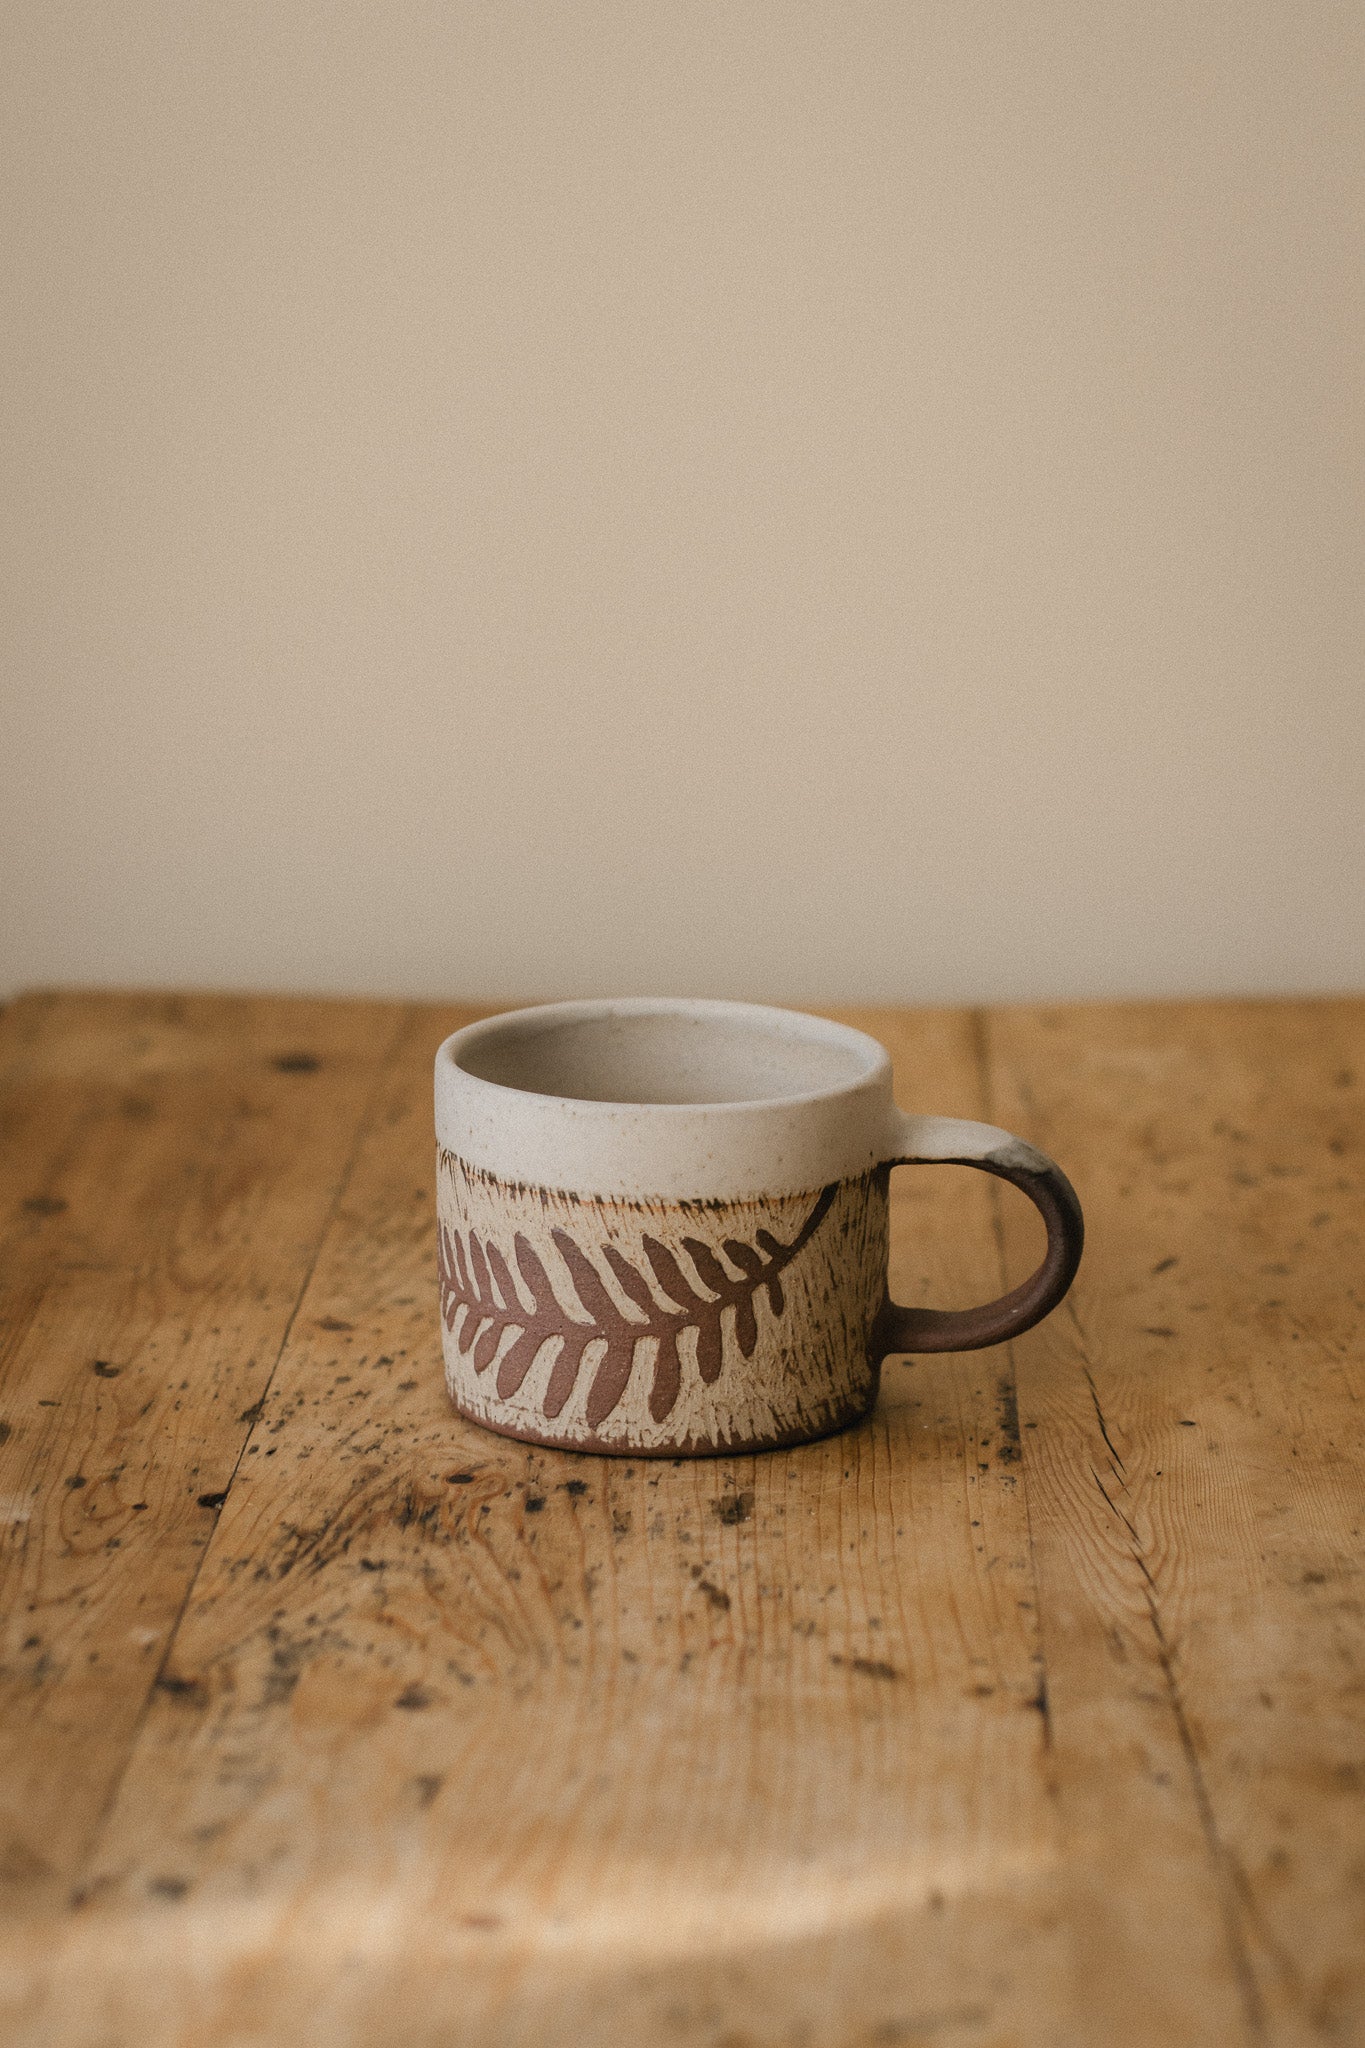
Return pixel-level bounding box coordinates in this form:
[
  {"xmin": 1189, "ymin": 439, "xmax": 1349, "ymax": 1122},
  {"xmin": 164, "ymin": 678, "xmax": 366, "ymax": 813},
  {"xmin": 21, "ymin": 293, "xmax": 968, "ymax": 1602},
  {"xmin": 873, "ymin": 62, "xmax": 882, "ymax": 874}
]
[{"xmin": 438, "ymin": 1184, "xmax": 838, "ymax": 1428}]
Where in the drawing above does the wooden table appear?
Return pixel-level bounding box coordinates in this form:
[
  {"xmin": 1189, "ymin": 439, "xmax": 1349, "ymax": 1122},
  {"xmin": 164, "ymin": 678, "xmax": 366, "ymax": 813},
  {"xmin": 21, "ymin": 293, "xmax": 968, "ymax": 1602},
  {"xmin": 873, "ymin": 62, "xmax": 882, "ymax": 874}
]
[{"xmin": 0, "ymin": 992, "xmax": 1361, "ymax": 2048}]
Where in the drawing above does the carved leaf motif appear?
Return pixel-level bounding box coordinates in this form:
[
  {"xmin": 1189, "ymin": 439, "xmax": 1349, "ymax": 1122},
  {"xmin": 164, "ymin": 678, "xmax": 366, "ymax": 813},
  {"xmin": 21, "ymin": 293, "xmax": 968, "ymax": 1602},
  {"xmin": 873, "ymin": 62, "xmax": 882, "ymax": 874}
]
[
  {"xmin": 496, "ymin": 1326, "xmax": 543, "ymax": 1399},
  {"xmin": 437, "ymin": 1182, "xmax": 837, "ymax": 1429},
  {"xmin": 551, "ymin": 1229, "xmax": 623, "ymax": 1327},
  {"xmin": 641, "ymin": 1237, "xmax": 704, "ymax": 1312},
  {"xmin": 543, "ymin": 1332, "xmax": 589, "ymax": 1418},
  {"xmin": 601, "ymin": 1244, "xmax": 656, "ymax": 1317},
  {"xmin": 650, "ymin": 1328, "xmax": 682, "ymax": 1422},
  {"xmin": 586, "ymin": 1335, "xmax": 637, "ymax": 1430},
  {"xmin": 485, "ymin": 1242, "xmax": 521, "ymax": 1316},
  {"xmin": 680, "ymin": 1238, "xmax": 729, "ymax": 1296},
  {"xmin": 694, "ymin": 1316, "xmax": 723, "ymax": 1386}
]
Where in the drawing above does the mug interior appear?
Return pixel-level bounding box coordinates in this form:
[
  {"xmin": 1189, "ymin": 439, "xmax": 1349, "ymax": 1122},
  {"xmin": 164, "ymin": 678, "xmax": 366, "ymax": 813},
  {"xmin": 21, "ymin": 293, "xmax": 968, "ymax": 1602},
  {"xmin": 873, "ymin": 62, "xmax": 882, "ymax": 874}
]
[{"xmin": 453, "ymin": 1002, "xmax": 880, "ymax": 1108}]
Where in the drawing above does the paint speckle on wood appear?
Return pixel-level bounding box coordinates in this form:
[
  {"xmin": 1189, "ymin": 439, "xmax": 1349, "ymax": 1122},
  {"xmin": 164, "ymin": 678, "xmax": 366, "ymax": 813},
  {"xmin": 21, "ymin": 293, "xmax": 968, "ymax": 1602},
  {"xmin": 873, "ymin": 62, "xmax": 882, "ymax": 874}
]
[{"xmin": 2, "ymin": 991, "xmax": 1362, "ymax": 2047}]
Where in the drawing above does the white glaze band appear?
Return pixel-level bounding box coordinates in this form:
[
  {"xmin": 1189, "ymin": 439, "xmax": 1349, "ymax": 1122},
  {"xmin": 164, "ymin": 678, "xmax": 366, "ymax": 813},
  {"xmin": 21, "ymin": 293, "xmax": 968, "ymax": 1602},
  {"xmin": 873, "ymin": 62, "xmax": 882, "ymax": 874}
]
[{"xmin": 435, "ymin": 999, "xmax": 1037, "ymax": 1201}]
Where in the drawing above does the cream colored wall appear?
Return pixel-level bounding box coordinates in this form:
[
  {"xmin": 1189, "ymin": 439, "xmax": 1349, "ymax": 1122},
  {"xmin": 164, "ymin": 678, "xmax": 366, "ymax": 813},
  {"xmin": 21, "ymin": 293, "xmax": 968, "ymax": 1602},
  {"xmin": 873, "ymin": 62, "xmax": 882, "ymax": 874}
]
[{"xmin": 3, "ymin": 3, "xmax": 1362, "ymax": 1006}]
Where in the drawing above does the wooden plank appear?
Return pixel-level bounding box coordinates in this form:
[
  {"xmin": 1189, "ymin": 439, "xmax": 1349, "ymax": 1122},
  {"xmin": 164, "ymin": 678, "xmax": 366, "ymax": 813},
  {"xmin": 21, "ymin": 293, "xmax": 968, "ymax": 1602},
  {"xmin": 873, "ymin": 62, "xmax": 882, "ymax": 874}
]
[
  {"xmin": 985, "ymin": 999, "xmax": 1365, "ymax": 2047},
  {"xmin": 0, "ymin": 991, "xmax": 411, "ymax": 1912},
  {"xmin": 5, "ymin": 1004, "xmax": 1078, "ymax": 2048}
]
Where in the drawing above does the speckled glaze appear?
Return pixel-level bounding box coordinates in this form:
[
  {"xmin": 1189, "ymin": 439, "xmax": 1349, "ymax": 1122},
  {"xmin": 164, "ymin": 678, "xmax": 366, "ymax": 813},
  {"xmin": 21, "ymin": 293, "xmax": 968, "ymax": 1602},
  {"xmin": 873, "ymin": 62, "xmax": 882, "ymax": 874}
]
[{"xmin": 434, "ymin": 1001, "xmax": 1084, "ymax": 1457}]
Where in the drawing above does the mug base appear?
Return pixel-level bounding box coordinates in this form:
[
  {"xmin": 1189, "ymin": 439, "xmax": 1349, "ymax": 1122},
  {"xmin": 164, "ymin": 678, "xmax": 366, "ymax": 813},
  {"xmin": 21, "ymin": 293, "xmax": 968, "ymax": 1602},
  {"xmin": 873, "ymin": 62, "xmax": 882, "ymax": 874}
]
[{"xmin": 446, "ymin": 1381, "xmax": 880, "ymax": 1460}]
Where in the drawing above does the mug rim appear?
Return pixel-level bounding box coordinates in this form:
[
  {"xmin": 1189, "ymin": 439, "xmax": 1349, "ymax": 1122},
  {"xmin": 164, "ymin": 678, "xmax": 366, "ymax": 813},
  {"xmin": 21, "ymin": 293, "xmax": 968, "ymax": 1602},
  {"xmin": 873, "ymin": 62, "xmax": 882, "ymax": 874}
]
[
  {"xmin": 435, "ymin": 998, "xmax": 898, "ymax": 1203},
  {"xmin": 441, "ymin": 996, "xmax": 890, "ymax": 1114}
]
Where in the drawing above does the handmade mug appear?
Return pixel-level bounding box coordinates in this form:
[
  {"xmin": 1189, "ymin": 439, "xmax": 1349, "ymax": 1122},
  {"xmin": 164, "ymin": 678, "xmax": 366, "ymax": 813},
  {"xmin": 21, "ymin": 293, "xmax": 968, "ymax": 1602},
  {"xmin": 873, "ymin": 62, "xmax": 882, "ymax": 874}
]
[{"xmin": 434, "ymin": 999, "xmax": 1083, "ymax": 1457}]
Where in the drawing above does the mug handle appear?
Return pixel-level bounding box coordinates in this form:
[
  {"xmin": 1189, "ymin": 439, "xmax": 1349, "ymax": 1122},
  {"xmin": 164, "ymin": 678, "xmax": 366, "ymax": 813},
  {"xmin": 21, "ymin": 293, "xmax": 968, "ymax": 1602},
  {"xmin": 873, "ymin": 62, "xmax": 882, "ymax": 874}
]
[{"xmin": 874, "ymin": 1111, "xmax": 1084, "ymax": 1356}]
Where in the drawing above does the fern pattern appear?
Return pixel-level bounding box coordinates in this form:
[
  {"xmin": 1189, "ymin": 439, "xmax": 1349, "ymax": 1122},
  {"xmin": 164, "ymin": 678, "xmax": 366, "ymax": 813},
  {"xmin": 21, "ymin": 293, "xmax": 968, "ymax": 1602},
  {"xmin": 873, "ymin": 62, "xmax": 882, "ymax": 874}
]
[{"xmin": 438, "ymin": 1185, "xmax": 838, "ymax": 1429}]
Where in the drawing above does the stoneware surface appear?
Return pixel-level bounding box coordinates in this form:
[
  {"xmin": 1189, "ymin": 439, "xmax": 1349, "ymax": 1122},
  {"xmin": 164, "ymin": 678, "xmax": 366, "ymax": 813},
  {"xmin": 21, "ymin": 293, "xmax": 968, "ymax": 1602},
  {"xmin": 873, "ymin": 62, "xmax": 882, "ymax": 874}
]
[{"xmin": 434, "ymin": 1000, "xmax": 1083, "ymax": 1455}]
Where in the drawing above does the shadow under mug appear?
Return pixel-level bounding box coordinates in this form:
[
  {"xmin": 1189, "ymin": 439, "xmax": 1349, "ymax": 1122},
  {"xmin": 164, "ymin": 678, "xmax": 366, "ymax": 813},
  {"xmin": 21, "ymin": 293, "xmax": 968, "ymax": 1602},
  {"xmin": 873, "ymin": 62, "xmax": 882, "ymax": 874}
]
[{"xmin": 434, "ymin": 998, "xmax": 1083, "ymax": 1458}]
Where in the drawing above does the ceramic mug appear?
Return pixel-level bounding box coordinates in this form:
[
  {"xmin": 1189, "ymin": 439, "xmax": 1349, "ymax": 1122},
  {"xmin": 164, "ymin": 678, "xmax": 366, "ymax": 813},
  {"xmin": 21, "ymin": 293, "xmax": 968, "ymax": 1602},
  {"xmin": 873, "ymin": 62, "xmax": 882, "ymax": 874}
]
[{"xmin": 434, "ymin": 999, "xmax": 1083, "ymax": 1458}]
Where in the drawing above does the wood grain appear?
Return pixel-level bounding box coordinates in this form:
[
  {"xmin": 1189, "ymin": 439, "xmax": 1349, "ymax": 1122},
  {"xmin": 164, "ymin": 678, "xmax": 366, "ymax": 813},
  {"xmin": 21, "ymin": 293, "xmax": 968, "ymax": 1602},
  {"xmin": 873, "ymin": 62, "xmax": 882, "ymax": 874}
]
[
  {"xmin": 986, "ymin": 1000, "xmax": 1365, "ymax": 2048},
  {"xmin": 0, "ymin": 993, "xmax": 1361, "ymax": 2048},
  {"xmin": 0, "ymin": 992, "xmax": 411, "ymax": 1910}
]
